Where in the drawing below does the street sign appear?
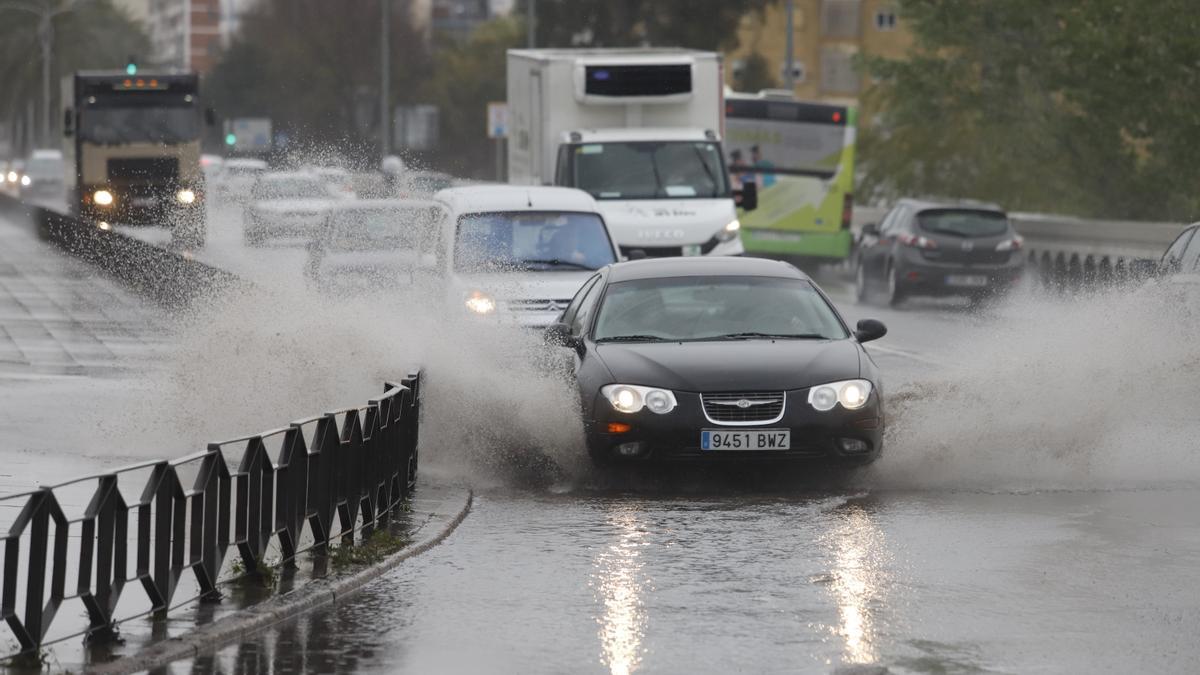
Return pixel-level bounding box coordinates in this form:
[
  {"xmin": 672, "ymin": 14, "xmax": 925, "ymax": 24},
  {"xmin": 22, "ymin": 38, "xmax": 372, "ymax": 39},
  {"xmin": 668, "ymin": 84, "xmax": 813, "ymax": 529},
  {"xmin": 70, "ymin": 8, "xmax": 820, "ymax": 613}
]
[{"xmin": 487, "ymin": 102, "xmax": 508, "ymax": 139}]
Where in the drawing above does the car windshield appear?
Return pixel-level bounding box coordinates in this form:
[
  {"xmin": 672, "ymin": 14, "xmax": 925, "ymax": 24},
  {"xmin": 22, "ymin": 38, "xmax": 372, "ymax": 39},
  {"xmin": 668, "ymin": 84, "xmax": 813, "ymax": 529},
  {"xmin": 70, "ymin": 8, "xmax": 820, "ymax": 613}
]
[
  {"xmin": 80, "ymin": 106, "xmax": 199, "ymax": 145},
  {"xmin": 327, "ymin": 207, "xmax": 437, "ymax": 251},
  {"xmin": 572, "ymin": 141, "xmax": 730, "ymax": 200},
  {"xmin": 593, "ymin": 276, "xmax": 849, "ymax": 342},
  {"xmin": 455, "ymin": 211, "xmax": 615, "ymax": 272},
  {"xmin": 253, "ymin": 178, "xmax": 325, "ymax": 200},
  {"xmin": 917, "ymin": 209, "xmax": 1009, "ymax": 237}
]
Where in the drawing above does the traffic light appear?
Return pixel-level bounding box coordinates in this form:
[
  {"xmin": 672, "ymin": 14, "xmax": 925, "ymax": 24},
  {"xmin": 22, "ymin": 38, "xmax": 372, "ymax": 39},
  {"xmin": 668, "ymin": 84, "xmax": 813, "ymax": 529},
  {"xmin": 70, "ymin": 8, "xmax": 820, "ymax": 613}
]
[
  {"xmin": 224, "ymin": 133, "xmax": 237, "ymax": 146},
  {"xmin": 125, "ymin": 56, "xmax": 137, "ymax": 76}
]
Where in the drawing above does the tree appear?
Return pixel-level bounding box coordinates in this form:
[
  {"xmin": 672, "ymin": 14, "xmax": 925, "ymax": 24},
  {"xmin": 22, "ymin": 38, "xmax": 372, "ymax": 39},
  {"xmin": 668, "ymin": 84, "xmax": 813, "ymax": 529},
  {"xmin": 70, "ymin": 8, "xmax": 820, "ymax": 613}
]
[
  {"xmin": 734, "ymin": 52, "xmax": 777, "ymax": 93},
  {"xmin": 529, "ymin": 0, "xmax": 775, "ymax": 51},
  {"xmin": 859, "ymin": 0, "xmax": 1200, "ymax": 221},
  {"xmin": 0, "ymin": 0, "xmax": 149, "ymax": 149},
  {"xmin": 205, "ymin": 0, "xmax": 431, "ymax": 162}
]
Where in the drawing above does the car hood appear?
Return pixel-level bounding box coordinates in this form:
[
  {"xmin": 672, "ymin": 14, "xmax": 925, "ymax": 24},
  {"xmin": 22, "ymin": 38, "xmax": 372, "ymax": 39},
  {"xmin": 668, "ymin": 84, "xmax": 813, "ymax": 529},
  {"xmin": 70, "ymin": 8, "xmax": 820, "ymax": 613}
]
[
  {"xmin": 593, "ymin": 338, "xmax": 862, "ymax": 392},
  {"xmin": 594, "ymin": 198, "xmax": 736, "ymax": 248}
]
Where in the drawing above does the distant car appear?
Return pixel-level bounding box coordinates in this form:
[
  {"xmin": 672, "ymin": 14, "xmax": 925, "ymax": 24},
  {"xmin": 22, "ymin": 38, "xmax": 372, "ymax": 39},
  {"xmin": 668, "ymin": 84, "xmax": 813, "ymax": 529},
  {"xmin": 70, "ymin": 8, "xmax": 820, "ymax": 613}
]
[
  {"xmin": 429, "ymin": 185, "xmax": 621, "ymax": 328},
  {"xmin": 405, "ymin": 170, "xmax": 456, "ymax": 196},
  {"xmin": 855, "ymin": 199, "xmax": 1025, "ymax": 305},
  {"xmin": 243, "ymin": 172, "xmax": 334, "ymax": 246},
  {"xmin": 19, "ymin": 149, "xmax": 65, "ymax": 203},
  {"xmin": 217, "ymin": 157, "xmax": 268, "ymax": 203},
  {"xmin": 305, "ymin": 199, "xmax": 441, "ymax": 289},
  {"xmin": 306, "ymin": 166, "xmax": 356, "ymax": 200},
  {"xmin": 543, "ymin": 256, "xmax": 888, "ymax": 466},
  {"xmin": 1155, "ymin": 223, "xmax": 1200, "ymax": 295}
]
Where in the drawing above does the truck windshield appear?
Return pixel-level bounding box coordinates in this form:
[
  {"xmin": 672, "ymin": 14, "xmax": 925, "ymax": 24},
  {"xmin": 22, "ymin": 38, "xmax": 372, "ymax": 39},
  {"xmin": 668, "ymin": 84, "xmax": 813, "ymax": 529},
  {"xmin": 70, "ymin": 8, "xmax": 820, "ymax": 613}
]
[
  {"xmin": 455, "ymin": 211, "xmax": 616, "ymax": 272},
  {"xmin": 80, "ymin": 107, "xmax": 199, "ymax": 145},
  {"xmin": 570, "ymin": 141, "xmax": 730, "ymax": 200}
]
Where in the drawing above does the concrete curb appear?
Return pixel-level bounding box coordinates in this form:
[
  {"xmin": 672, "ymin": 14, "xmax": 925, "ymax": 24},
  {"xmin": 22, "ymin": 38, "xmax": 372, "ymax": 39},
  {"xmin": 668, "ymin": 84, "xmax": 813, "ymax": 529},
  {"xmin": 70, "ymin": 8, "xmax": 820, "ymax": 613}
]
[{"xmin": 87, "ymin": 490, "xmax": 473, "ymax": 675}]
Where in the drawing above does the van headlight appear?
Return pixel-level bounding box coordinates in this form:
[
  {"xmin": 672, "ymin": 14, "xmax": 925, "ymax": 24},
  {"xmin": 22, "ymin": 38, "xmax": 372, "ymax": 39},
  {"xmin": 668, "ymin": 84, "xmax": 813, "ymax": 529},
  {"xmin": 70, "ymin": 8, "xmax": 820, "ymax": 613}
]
[
  {"xmin": 94, "ymin": 189, "xmax": 114, "ymax": 206},
  {"xmin": 601, "ymin": 384, "xmax": 678, "ymax": 414},
  {"xmin": 20, "ymin": 175, "xmax": 31, "ymax": 186},
  {"xmin": 716, "ymin": 218, "xmax": 741, "ymax": 242},
  {"xmin": 176, "ymin": 189, "xmax": 196, "ymax": 204},
  {"xmin": 807, "ymin": 379, "xmax": 873, "ymax": 411},
  {"xmin": 465, "ymin": 290, "xmax": 496, "ymax": 314}
]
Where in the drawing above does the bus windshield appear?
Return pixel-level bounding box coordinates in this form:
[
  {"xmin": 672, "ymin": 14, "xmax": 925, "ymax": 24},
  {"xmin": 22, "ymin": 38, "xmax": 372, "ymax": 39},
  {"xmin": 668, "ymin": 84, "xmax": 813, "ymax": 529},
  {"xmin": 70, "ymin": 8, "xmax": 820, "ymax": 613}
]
[
  {"xmin": 80, "ymin": 107, "xmax": 199, "ymax": 145},
  {"xmin": 570, "ymin": 141, "xmax": 730, "ymax": 200}
]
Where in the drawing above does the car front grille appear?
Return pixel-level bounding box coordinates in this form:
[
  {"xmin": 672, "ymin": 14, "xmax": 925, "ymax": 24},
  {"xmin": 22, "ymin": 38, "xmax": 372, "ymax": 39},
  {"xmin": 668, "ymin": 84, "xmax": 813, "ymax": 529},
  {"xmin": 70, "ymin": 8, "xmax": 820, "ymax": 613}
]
[
  {"xmin": 701, "ymin": 391, "xmax": 785, "ymax": 425},
  {"xmin": 506, "ymin": 298, "xmax": 571, "ymax": 313}
]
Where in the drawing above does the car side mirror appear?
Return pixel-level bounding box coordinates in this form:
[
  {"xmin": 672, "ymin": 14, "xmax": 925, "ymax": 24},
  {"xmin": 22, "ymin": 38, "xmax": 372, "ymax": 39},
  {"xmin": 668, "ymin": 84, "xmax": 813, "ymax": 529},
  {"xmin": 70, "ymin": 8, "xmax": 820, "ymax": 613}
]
[
  {"xmin": 204, "ymin": 107, "xmax": 217, "ymax": 126},
  {"xmin": 734, "ymin": 180, "xmax": 758, "ymax": 211},
  {"xmin": 63, "ymin": 108, "xmax": 74, "ymax": 137},
  {"xmin": 860, "ymin": 222, "xmax": 880, "ymax": 237},
  {"xmin": 544, "ymin": 322, "xmax": 577, "ymax": 348},
  {"xmin": 854, "ymin": 318, "xmax": 887, "ymax": 343}
]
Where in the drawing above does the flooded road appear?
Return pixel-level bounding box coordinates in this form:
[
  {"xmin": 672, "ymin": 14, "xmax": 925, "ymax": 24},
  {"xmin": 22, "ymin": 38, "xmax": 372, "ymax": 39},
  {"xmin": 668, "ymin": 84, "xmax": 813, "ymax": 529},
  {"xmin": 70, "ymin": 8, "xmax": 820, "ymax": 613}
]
[{"xmin": 176, "ymin": 484, "xmax": 1200, "ymax": 674}]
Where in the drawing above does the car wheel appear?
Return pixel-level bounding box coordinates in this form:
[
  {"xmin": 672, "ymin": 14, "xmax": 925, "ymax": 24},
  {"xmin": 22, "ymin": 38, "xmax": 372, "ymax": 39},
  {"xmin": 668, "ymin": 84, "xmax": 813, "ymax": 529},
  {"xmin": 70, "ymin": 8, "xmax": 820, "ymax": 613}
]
[
  {"xmin": 886, "ymin": 262, "xmax": 905, "ymax": 307},
  {"xmin": 854, "ymin": 261, "xmax": 869, "ymax": 303}
]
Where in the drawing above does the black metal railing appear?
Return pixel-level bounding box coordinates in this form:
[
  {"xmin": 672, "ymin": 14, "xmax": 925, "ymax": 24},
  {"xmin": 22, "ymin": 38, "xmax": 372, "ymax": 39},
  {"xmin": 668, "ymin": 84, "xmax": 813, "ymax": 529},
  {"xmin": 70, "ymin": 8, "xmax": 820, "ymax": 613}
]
[{"xmin": 0, "ymin": 372, "xmax": 420, "ymax": 657}]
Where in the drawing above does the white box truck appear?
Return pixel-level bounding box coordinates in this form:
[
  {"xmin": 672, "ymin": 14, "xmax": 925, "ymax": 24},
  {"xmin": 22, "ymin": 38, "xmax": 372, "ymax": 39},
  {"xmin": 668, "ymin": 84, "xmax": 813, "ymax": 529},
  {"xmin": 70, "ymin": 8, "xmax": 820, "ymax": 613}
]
[{"xmin": 506, "ymin": 48, "xmax": 756, "ymax": 257}]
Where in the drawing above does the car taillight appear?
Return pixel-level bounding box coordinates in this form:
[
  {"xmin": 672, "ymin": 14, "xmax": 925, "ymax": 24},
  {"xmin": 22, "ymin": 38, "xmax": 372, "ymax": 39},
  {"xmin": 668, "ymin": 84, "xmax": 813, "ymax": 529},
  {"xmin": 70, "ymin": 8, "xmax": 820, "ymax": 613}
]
[
  {"xmin": 996, "ymin": 235, "xmax": 1024, "ymax": 252},
  {"xmin": 898, "ymin": 232, "xmax": 938, "ymax": 250},
  {"xmin": 842, "ymin": 193, "xmax": 853, "ymax": 229}
]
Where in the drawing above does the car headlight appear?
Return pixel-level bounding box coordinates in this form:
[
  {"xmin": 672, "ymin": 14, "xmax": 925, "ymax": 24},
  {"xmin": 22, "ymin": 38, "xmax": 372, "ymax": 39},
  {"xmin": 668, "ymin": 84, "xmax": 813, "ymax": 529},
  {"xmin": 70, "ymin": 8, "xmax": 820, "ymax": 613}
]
[
  {"xmin": 807, "ymin": 379, "xmax": 873, "ymax": 411},
  {"xmin": 94, "ymin": 189, "xmax": 114, "ymax": 206},
  {"xmin": 600, "ymin": 384, "xmax": 678, "ymax": 414},
  {"xmin": 6, "ymin": 171, "xmax": 17, "ymax": 183},
  {"xmin": 176, "ymin": 189, "xmax": 196, "ymax": 204},
  {"xmin": 716, "ymin": 218, "xmax": 741, "ymax": 242},
  {"xmin": 20, "ymin": 175, "xmax": 31, "ymax": 186},
  {"xmin": 464, "ymin": 290, "xmax": 496, "ymax": 315}
]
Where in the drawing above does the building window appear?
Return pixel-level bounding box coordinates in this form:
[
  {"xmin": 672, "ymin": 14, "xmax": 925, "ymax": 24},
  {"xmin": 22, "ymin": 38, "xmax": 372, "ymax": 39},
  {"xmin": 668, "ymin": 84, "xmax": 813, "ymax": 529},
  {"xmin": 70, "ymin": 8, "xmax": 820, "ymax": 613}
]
[
  {"xmin": 820, "ymin": 46, "xmax": 860, "ymax": 94},
  {"xmin": 820, "ymin": 0, "xmax": 861, "ymax": 39},
  {"xmin": 875, "ymin": 8, "xmax": 898, "ymax": 31}
]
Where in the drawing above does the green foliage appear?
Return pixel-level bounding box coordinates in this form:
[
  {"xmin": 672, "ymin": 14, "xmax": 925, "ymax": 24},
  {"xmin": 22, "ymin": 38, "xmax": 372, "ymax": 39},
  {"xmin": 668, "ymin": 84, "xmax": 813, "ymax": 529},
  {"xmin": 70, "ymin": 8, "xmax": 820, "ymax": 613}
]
[
  {"xmin": 329, "ymin": 528, "xmax": 410, "ymax": 569},
  {"xmin": 734, "ymin": 52, "xmax": 778, "ymax": 93},
  {"xmin": 529, "ymin": 0, "xmax": 775, "ymax": 51},
  {"xmin": 205, "ymin": 0, "xmax": 431, "ymax": 159},
  {"xmin": 0, "ymin": 0, "xmax": 150, "ymax": 140},
  {"xmin": 859, "ymin": 0, "xmax": 1200, "ymax": 221}
]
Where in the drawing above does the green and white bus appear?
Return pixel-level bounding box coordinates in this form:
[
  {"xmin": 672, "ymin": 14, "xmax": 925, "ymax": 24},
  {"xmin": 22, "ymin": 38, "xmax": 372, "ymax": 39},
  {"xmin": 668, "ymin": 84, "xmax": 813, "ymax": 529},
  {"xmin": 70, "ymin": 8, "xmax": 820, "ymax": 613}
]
[{"xmin": 724, "ymin": 91, "xmax": 856, "ymax": 264}]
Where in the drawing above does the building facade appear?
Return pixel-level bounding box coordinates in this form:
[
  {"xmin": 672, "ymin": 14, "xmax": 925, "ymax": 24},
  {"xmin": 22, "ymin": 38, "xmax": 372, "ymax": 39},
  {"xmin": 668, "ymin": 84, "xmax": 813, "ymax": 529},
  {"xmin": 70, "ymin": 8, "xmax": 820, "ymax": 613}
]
[
  {"xmin": 726, "ymin": 0, "xmax": 912, "ymax": 105},
  {"xmin": 143, "ymin": 0, "xmax": 244, "ymax": 73}
]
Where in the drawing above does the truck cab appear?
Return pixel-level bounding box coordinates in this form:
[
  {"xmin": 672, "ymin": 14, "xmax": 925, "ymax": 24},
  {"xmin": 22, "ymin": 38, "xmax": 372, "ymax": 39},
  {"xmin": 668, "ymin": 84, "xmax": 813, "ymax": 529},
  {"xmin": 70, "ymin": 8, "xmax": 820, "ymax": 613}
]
[{"xmin": 507, "ymin": 49, "xmax": 755, "ymax": 259}]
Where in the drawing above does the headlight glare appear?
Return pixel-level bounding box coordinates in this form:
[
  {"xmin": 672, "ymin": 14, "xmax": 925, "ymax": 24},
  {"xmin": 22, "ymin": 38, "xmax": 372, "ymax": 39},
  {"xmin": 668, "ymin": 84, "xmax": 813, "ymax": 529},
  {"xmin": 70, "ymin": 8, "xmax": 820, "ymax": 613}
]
[
  {"xmin": 94, "ymin": 189, "xmax": 114, "ymax": 205},
  {"xmin": 20, "ymin": 175, "xmax": 31, "ymax": 186},
  {"xmin": 808, "ymin": 379, "xmax": 873, "ymax": 411},
  {"xmin": 176, "ymin": 189, "xmax": 196, "ymax": 204},
  {"xmin": 464, "ymin": 291, "xmax": 496, "ymax": 314},
  {"xmin": 601, "ymin": 384, "xmax": 677, "ymax": 414},
  {"xmin": 717, "ymin": 218, "xmax": 741, "ymax": 242}
]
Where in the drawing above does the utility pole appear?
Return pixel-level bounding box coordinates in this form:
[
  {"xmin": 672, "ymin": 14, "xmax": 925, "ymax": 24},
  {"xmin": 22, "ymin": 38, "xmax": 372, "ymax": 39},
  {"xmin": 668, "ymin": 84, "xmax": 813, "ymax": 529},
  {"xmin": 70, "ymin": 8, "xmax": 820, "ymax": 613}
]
[
  {"xmin": 380, "ymin": 0, "xmax": 391, "ymax": 159},
  {"xmin": 783, "ymin": 0, "xmax": 795, "ymax": 90},
  {"xmin": 526, "ymin": 0, "xmax": 536, "ymax": 48}
]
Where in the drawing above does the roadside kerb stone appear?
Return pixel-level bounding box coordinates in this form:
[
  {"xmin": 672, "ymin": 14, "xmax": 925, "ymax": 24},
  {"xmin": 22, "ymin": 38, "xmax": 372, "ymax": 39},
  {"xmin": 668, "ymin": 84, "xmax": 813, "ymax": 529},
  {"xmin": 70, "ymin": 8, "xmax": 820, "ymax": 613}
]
[{"xmin": 87, "ymin": 488, "xmax": 472, "ymax": 675}]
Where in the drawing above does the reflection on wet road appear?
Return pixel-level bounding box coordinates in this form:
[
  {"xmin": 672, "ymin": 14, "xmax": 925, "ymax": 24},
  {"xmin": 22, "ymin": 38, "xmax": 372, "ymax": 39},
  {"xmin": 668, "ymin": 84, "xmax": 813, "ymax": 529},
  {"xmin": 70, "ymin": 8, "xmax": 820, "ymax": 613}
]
[{"xmin": 173, "ymin": 485, "xmax": 1200, "ymax": 674}]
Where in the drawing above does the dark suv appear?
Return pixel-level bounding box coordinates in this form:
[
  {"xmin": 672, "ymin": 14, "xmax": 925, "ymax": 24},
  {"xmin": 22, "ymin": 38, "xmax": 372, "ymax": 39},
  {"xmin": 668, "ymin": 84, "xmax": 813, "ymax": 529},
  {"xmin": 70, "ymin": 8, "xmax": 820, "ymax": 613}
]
[{"xmin": 855, "ymin": 199, "xmax": 1025, "ymax": 305}]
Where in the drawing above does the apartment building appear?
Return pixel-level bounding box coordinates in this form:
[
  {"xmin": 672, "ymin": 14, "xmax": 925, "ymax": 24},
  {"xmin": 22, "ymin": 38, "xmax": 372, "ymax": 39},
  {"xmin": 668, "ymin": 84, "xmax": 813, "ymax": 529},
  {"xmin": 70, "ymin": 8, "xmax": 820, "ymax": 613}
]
[{"xmin": 726, "ymin": 0, "xmax": 912, "ymax": 104}]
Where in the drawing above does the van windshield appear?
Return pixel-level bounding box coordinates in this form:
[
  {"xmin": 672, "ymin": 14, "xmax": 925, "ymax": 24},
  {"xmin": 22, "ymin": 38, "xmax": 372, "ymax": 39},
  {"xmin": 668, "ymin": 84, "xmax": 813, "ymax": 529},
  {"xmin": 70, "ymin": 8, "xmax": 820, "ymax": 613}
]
[
  {"xmin": 455, "ymin": 211, "xmax": 615, "ymax": 272},
  {"xmin": 569, "ymin": 141, "xmax": 730, "ymax": 200}
]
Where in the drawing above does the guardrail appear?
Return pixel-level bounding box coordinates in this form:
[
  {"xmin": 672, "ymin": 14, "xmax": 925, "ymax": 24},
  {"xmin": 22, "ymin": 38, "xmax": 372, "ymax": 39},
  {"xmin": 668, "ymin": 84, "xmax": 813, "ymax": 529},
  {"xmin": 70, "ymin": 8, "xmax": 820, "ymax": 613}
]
[{"xmin": 0, "ymin": 373, "xmax": 420, "ymax": 659}]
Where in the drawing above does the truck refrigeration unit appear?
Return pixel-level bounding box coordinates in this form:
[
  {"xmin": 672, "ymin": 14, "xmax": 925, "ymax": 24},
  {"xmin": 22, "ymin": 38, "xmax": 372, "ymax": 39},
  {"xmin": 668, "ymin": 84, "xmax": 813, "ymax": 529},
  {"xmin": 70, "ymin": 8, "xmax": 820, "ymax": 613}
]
[
  {"xmin": 62, "ymin": 71, "xmax": 211, "ymax": 247},
  {"xmin": 506, "ymin": 49, "xmax": 756, "ymax": 258}
]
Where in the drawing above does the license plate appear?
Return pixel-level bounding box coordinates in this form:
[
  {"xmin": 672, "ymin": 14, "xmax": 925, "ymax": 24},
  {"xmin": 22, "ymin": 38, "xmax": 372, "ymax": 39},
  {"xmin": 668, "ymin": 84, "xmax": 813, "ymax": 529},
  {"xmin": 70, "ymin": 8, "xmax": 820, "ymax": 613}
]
[
  {"xmin": 701, "ymin": 429, "xmax": 790, "ymax": 451},
  {"xmin": 131, "ymin": 197, "xmax": 156, "ymax": 207},
  {"xmin": 682, "ymin": 244, "xmax": 702, "ymax": 257},
  {"xmin": 945, "ymin": 274, "xmax": 988, "ymax": 287}
]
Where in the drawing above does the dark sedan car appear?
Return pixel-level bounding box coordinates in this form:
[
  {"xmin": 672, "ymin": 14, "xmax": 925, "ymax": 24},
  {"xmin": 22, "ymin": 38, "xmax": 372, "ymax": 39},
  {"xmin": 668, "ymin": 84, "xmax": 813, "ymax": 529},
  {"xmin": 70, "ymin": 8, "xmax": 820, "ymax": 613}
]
[
  {"xmin": 855, "ymin": 199, "xmax": 1025, "ymax": 305},
  {"xmin": 545, "ymin": 257, "xmax": 888, "ymax": 466}
]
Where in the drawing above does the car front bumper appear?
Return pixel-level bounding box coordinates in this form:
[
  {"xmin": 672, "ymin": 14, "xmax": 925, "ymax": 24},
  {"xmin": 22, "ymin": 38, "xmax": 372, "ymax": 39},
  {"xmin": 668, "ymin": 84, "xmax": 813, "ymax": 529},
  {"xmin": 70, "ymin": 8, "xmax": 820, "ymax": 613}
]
[{"xmin": 584, "ymin": 388, "xmax": 883, "ymax": 465}]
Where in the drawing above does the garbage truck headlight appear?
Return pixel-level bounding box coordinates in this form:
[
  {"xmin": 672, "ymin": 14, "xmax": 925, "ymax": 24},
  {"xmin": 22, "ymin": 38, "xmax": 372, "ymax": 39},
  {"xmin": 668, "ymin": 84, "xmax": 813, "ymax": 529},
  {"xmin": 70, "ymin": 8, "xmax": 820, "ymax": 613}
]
[
  {"xmin": 94, "ymin": 190, "xmax": 114, "ymax": 206},
  {"xmin": 176, "ymin": 189, "xmax": 196, "ymax": 204}
]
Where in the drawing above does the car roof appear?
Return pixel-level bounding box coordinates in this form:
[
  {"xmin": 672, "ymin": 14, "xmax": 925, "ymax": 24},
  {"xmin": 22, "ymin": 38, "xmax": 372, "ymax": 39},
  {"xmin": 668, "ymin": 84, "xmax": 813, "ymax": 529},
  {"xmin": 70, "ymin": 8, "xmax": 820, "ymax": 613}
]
[
  {"xmin": 328, "ymin": 198, "xmax": 440, "ymax": 212},
  {"xmin": 434, "ymin": 185, "xmax": 600, "ymax": 215},
  {"xmin": 259, "ymin": 171, "xmax": 321, "ymax": 182},
  {"xmin": 605, "ymin": 256, "xmax": 809, "ymax": 283},
  {"xmin": 225, "ymin": 158, "xmax": 268, "ymax": 168},
  {"xmin": 568, "ymin": 128, "xmax": 716, "ymax": 143},
  {"xmin": 894, "ymin": 197, "xmax": 1006, "ymax": 214}
]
